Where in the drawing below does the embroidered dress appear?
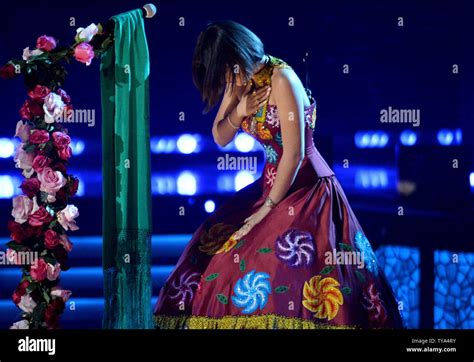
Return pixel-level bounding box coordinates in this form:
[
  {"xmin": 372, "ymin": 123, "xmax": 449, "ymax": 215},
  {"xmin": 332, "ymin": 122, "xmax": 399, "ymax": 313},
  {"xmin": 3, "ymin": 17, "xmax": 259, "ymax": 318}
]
[{"xmin": 153, "ymin": 55, "xmax": 405, "ymax": 329}]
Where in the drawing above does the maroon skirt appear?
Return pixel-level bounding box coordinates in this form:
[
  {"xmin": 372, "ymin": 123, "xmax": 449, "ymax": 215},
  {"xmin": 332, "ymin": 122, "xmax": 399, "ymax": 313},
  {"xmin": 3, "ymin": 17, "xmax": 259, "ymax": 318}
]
[{"xmin": 153, "ymin": 145, "xmax": 405, "ymax": 329}]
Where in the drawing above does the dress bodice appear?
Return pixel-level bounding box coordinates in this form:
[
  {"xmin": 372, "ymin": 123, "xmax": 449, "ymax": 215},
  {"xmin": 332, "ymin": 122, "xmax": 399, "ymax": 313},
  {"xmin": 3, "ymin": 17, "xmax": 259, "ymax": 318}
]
[{"xmin": 239, "ymin": 55, "xmax": 334, "ymax": 191}]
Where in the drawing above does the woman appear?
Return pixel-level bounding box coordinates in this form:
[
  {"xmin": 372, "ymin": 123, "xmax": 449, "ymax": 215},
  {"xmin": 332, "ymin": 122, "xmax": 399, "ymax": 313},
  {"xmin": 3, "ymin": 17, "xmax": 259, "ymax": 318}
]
[{"xmin": 153, "ymin": 20, "xmax": 404, "ymax": 329}]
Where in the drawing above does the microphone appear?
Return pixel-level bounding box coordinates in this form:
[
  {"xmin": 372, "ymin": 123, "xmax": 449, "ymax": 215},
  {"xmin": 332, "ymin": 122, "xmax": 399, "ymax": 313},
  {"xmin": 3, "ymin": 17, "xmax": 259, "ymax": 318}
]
[{"xmin": 142, "ymin": 3, "xmax": 157, "ymax": 18}]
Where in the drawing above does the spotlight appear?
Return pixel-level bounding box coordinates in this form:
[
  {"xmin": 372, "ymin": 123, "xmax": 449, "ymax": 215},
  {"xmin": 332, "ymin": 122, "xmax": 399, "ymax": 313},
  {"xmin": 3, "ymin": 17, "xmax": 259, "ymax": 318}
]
[
  {"xmin": 177, "ymin": 171, "xmax": 197, "ymax": 195},
  {"xmin": 234, "ymin": 133, "xmax": 255, "ymax": 153},
  {"xmin": 0, "ymin": 138, "xmax": 16, "ymax": 158},
  {"xmin": 400, "ymin": 130, "xmax": 417, "ymax": 146},
  {"xmin": 234, "ymin": 170, "xmax": 255, "ymax": 191},
  {"xmin": 204, "ymin": 200, "xmax": 216, "ymax": 213},
  {"xmin": 177, "ymin": 134, "xmax": 198, "ymax": 154}
]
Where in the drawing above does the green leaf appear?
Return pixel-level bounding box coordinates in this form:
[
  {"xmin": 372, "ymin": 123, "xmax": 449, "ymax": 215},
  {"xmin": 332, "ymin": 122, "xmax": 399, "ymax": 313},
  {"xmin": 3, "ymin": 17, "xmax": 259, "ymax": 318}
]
[
  {"xmin": 274, "ymin": 285, "xmax": 289, "ymax": 293},
  {"xmin": 42, "ymin": 289, "xmax": 51, "ymax": 303},
  {"xmin": 341, "ymin": 287, "xmax": 352, "ymax": 295},
  {"xmin": 6, "ymin": 241, "xmax": 23, "ymax": 251},
  {"xmin": 23, "ymin": 143, "xmax": 36, "ymax": 153},
  {"xmin": 39, "ymin": 191, "xmax": 49, "ymax": 203},
  {"xmin": 30, "ymin": 303, "xmax": 47, "ymax": 323},
  {"xmin": 257, "ymin": 247, "xmax": 273, "ymax": 254},
  {"xmin": 26, "ymin": 283, "xmax": 38, "ymax": 294},
  {"xmin": 216, "ymin": 294, "xmax": 228, "ymax": 305},
  {"xmin": 320, "ymin": 265, "xmax": 335, "ymax": 275},
  {"xmin": 234, "ymin": 239, "xmax": 245, "ymax": 249},
  {"xmin": 339, "ymin": 243, "xmax": 354, "ymax": 251},
  {"xmin": 204, "ymin": 273, "xmax": 219, "ymax": 282},
  {"xmin": 239, "ymin": 259, "xmax": 246, "ymax": 272},
  {"xmin": 355, "ymin": 270, "xmax": 366, "ymax": 283}
]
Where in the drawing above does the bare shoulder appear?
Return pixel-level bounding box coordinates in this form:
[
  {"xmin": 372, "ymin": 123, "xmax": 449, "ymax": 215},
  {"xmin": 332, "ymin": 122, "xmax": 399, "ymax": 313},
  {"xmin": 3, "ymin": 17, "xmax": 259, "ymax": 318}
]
[{"xmin": 270, "ymin": 66, "xmax": 308, "ymax": 105}]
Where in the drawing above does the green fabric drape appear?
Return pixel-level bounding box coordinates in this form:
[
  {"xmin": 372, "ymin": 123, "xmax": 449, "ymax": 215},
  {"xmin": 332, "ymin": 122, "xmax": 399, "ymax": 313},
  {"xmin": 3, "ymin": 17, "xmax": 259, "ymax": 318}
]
[{"xmin": 100, "ymin": 8, "xmax": 153, "ymax": 329}]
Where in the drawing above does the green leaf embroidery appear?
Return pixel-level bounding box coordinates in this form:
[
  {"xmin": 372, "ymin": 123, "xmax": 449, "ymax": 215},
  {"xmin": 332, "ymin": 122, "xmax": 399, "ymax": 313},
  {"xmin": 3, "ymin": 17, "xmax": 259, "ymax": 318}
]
[
  {"xmin": 341, "ymin": 287, "xmax": 352, "ymax": 295},
  {"xmin": 205, "ymin": 273, "xmax": 219, "ymax": 282},
  {"xmin": 338, "ymin": 243, "xmax": 354, "ymax": 251},
  {"xmin": 355, "ymin": 270, "xmax": 366, "ymax": 283},
  {"xmin": 216, "ymin": 294, "xmax": 228, "ymax": 304},
  {"xmin": 235, "ymin": 239, "xmax": 245, "ymax": 249},
  {"xmin": 274, "ymin": 285, "xmax": 289, "ymax": 293},
  {"xmin": 239, "ymin": 259, "xmax": 246, "ymax": 272},
  {"xmin": 257, "ymin": 247, "xmax": 273, "ymax": 254},
  {"xmin": 319, "ymin": 266, "xmax": 335, "ymax": 275}
]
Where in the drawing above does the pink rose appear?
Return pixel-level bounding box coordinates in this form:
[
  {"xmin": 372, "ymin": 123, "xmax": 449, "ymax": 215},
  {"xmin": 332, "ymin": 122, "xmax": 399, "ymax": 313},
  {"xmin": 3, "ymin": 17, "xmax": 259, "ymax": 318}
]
[
  {"xmin": 44, "ymin": 229, "xmax": 59, "ymax": 249},
  {"xmin": 52, "ymin": 132, "xmax": 71, "ymax": 148},
  {"xmin": 11, "ymin": 195, "xmax": 39, "ymax": 224},
  {"xmin": 59, "ymin": 234, "xmax": 73, "ymax": 252},
  {"xmin": 51, "ymin": 287, "xmax": 72, "ymax": 302},
  {"xmin": 27, "ymin": 85, "xmax": 50, "ymax": 102},
  {"xmin": 15, "ymin": 121, "xmax": 31, "ymax": 142},
  {"xmin": 30, "ymin": 258, "xmax": 48, "ymax": 281},
  {"xmin": 20, "ymin": 178, "xmax": 41, "ymax": 198},
  {"xmin": 32, "ymin": 155, "xmax": 51, "ymax": 173},
  {"xmin": 22, "ymin": 47, "xmax": 43, "ymax": 61},
  {"xmin": 43, "ymin": 93, "xmax": 65, "ymax": 124},
  {"xmin": 29, "ymin": 129, "xmax": 50, "ymax": 144},
  {"xmin": 28, "ymin": 206, "xmax": 54, "ymax": 227},
  {"xmin": 38, "ymin": 167, "xmax": 66, "ymax": 194},
  {"xmin": 14, "ymin": 144, "xmax": 34, "ymax": 178},
  {"xmin": 74, "ymin": 43, "xmax": 94, "ymax": 66},
  {"xmin": 57, "ymin": 205, "xmax": 79, "ymax": 231},
  {"xmin": 36, "ymin": 35, "xmax": 56, "ymax": 52},
  {"xmin": 47, "ymin": 263, "xmax": 61, "ymax": 281}
]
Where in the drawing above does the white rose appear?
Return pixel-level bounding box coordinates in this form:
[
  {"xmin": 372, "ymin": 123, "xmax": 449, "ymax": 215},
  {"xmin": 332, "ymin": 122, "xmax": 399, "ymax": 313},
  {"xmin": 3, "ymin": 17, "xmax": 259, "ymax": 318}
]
[
  {"xmin": 18, "ymin": 294, "xmax": 37, "ymax": 314},
  {"xmin": 9, "ymin": 319, "xmax": 29, "ymax": 329},
  {"xmin": 22, "ymin": 47, "xmax": 43, "ymax": 61},
  {"xmin": 43, "ymin": 93, "xmax": 65, "ymax": 124},
  {"xmin": 75, "ymin": 23, "xmax": 99, "ymax": 42}
]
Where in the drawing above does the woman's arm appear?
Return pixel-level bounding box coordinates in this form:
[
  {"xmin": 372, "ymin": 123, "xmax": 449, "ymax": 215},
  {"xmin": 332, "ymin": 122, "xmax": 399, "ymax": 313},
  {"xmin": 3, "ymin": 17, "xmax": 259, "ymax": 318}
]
[
  {"xmin": 267, "ymin": 68, "xmax": 306, "ymax": 204},
  {"xmin": 212, "ymin": 82, "xmax": 243, "ymax": 147},
  {"xmin": 212, "ymin": 82, "xmax": 272, "ymax": 147}
]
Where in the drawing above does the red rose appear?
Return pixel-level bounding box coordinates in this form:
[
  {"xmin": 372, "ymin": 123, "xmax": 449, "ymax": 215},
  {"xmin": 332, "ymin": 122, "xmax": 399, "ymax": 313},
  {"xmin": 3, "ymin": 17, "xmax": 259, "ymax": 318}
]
[
  {"xmin": 27, "ymin": 85, "xmax": 50, "ymax": 102},
  {"xmin": 55, "ymin": 187, "xmax": 67, "ymax": 204},
  {"xmin": 19, "ymin": 99, "xmax": 44, "ymax": 120},
  {"xmin": 54, "ymin": 246, "xmax": 69, "ymax": 267},
  {"xmin": 56, "ymin": 88, "xmax": 71, "ymax": 104},
  {"xmin": 18, "ymin": 280, "xmax": 30, "ymax": 291},
  {"xmin": 30, "ymin": 258, "xmax": 48, "ymax": 281},
  {"xmin": 44, "ymin": 229, "xmax": 59, "ymax": 249},
  {"xmin": 8, "ymin": 220, "xmax": 27, "ymax": 243},
  {"xmin": 20, "ymin": 178, "xmax": 41, "ymax": 198},
  {"xmin": 0, "ymin": 64, "xmax": 16, "ymax": 79},
  {"xmin": 36, "ymin": 35, "xmax": 57, "ymax": 52},
  {"xmin": 28, "ymin": 206, "xmax": 53, "ymax": 227},
  {"xmin": 69, "ymin": 177, "xmax": 79, "ymax": 197},
  {"xmin": 58, "ymin": 146, "xmax": 72, "ymax": 160},
  {"xmin": 12, "ymin": 289, "xmax": 23, "ymax": 304},
  {"xmin": 25, "ymin": 224, "xmax": 43, "ymax": 238},
  {"xmin": 29, "ymin": 130, "xmax": 50, "ymax": 144},
  {"xmin": 51, "ymin": 162, "xmax": 67, "ymax": 175},
  {"xmin": 44, "ymin": 298, "xmax": 65, "ymax": 329}
]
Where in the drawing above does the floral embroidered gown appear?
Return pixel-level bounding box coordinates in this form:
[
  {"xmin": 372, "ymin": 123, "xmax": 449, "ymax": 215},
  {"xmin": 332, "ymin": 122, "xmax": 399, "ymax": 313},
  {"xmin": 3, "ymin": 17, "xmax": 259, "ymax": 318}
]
[{"xmin": 153, "ymin": 55, "xmax": 405, "ymax": 329}]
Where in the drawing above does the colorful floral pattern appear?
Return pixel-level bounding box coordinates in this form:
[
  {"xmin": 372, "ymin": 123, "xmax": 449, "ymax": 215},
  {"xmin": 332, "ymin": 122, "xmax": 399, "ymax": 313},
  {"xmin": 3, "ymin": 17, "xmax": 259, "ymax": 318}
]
[
  {"xmin": 362, "ymin": 282, "xmax": 388, "ymax": 327},
  {"xmin": 232, "ymin": 270, "xmax": 272, "ymax": 314},
  {"xmin": 302, "ymin": 275, "xmax": 344, "ymax": 320},
  {"xmin": 275, "ymin": 229, "xmax": 316, "ymax": 268},
  {"xmin": 169, "ymin": 269, "xmax": 201, "ymax": 306},
  {"xmin": 354, "ymin": 231, "xmax": 379, "ymax": 276},
  {"xmin": 198, "ymin": 222, "xmax": 237, "ymax": 255},
  {"xmin": 264, "ymin": 144, "xmax": 278, "ymax": 164},
  {"xmin": 265, "ymin": 165, "xmax": 277, "ymax": 187}
]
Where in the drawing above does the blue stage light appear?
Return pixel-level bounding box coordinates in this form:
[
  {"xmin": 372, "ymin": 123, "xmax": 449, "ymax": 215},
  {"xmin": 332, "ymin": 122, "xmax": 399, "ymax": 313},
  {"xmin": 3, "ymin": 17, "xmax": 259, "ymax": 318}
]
[
  {"xmin": 470, "ymin": 172, "xmax": 474, "ymax": 188},
  {"xmin": 234, "ymin": 170, "xmax": 255, "ymax": 191},
  {"xmin": 455, "ymin": 128, "xmax": 463, "ymax": 144},
  {"xmin": 234, "ymin": 133, "xmax": 255, "ymax": 153},
  {"xmin": 437, "ymin": 129, "xmax": 456, "ymax": 146},
  {"xmin": 70, "ymin": 140, "xmax": 85, "ymax": 155},
  {"xmin": 0, "ymin": 138, "xmax": 16, "ymax": 158},
  {"xmin": 0, "ymin": 175, "xmax": 16, "ymax": 198},
  {"xmin": 204, "ymin": 199, "xmax": 216, "ymax": 213},
  {"xmin": 151, "ymin": 137, "xmax": 177, "ymax": 154},
  {"xmin": 400, "ymin": 130, "xmax": 417, "ymax": 146},
  {"xmin": 355, "ymin": 131, "xmax": 389, "ymax": 148},
  {"xmin": 177, "ymin": 171, "xmax": 197, "ymax": 195},
  {"xmin": 177, "ymin": 134, "xmax": 198, "ymax": 154}
]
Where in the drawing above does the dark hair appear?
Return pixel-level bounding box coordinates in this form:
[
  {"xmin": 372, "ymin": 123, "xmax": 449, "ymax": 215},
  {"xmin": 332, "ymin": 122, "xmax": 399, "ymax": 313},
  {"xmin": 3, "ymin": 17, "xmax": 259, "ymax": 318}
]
[{"xmin": 192, "ymin": 20, "xmax": 265, "ymax": 114}]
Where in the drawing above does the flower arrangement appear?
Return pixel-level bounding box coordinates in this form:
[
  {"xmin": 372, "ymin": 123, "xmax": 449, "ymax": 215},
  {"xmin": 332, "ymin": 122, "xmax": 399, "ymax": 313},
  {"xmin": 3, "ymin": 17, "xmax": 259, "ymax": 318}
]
[{"xmin": 1, "ymin": 23, "xmax": 113, "ymax": 329}]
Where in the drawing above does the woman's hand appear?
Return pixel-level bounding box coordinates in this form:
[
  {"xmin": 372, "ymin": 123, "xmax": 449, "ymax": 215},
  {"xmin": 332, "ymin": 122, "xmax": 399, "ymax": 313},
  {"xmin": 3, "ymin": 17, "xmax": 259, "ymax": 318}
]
[
  {"xmin": 236, "ymin": 83, "xmax": 271, "ymax": 118},
  {"xmin": 233, "ymin": 205, "xmax": 272, "ymax": 240}
]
